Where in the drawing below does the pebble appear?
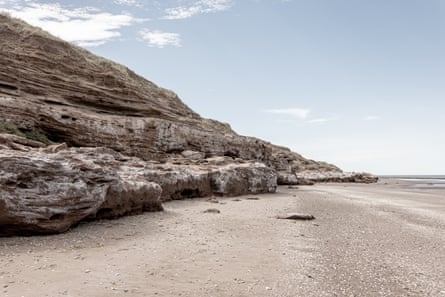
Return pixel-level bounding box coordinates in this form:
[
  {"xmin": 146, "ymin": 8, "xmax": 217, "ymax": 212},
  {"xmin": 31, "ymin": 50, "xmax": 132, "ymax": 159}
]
[
  {"xmin": 203, "ymin": 208, "xmax": 220, "ymax": 214},
  {"xmin": 276, "ymin": 213, "xmax": 315, "ymax": 220}
]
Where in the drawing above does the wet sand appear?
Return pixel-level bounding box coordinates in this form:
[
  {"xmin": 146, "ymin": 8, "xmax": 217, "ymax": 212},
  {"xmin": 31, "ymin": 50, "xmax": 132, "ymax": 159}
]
[{"xmin": 1, "ymin": 180, "xmax": 444, "ymax": 296}]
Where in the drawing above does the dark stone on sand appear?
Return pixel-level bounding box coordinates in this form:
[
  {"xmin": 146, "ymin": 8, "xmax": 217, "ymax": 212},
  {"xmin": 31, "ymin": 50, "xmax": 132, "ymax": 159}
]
[
  {"xmin": 276, "ymin": 213, "xmax": 315, "ymax": 220},
  {"xmin": 203, "ymin": 208, "xmax": 221, "ymax": 214}
]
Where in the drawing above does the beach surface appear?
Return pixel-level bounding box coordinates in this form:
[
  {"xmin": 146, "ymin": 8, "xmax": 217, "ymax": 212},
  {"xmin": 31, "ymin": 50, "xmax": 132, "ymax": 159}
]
[{"xmin": 1, "ymin": 180, "xmax": 444, "ymax": 297}]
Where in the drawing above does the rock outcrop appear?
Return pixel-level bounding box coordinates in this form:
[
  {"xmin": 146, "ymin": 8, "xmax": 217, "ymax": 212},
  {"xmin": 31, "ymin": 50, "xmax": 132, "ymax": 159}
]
[
  {"xmin": 144, "ymin": 158, "xmax": 277, "ymax": 201},
  {"xmin": 0, "ymin": 135, "xmax": 277, "ymax": 235},
  {"xmin": 0, "ymin": 15, "xmax": 376, "ymax": 236},
  {"xmin": 295, "ymin": 171, "xmax": 379, "ymax": 184},
  {"xmin": 0, "ymin": 138, "xmax": 163, "ymax": 235}
]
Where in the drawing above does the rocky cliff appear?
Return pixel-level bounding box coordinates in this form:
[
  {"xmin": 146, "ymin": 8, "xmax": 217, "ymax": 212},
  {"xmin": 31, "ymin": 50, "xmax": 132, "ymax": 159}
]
[{"xmin": 0, "ymin": 15, "xmax": 376, "ymax": 236}]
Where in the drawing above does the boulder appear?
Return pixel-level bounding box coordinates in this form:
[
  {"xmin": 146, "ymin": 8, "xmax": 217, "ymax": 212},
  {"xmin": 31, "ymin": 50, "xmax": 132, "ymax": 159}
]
[
  {"xmin": 0, "ymin": 147, "xmax": 162, "ymax": 236},
  {"xmin": 277, "ymin": 172, "xmax": 300, "ymax": 185},
  {"xmin": 210, "ymin": 163, "xmax": 277, "ymax": 196}
]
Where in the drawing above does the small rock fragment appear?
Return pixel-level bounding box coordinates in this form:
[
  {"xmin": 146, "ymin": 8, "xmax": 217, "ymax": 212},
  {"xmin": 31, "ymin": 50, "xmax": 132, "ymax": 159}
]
[
  {"xmin": 276, "ymin": 213, "xmax": 315, "ymax": 220},
  {"xmin": 206, "ymin": 198, "xmax": 219, "ymax": 204},
  {"xmin": 203, "ymin": 208, "xmax": 220, "ymax": 214}
]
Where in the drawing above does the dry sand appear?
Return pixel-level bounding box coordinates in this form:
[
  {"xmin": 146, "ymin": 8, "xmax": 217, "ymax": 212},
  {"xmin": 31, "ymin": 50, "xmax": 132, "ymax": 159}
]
[{"xmin": 1, "ymin": 180, "xmax": 444, "ymax": 297}]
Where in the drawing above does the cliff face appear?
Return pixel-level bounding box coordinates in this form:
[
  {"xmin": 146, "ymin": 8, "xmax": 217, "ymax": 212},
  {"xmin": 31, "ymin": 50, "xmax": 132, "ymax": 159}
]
[
  {"xmin": 0, "ymin": 14, "xmax": 338, "ymax": 173},
  {"xmin": 0, "ymin": 15, "xmax": 375, "ymax": 236}
]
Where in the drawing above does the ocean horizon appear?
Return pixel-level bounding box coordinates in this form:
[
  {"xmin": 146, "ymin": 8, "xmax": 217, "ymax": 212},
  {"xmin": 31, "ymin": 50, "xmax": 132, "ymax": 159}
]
[
  {"xmin": 379, "ymin": 175, "xmax": 445, "ymax": 180},
  {"xmin": 379, "ymin": 175, "xmax": 445, "ymax": 189}
]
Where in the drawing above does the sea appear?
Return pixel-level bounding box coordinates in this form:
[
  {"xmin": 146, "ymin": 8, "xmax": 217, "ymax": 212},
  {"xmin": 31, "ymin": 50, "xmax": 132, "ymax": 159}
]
[{"xmin": 379, "ymin": 175, "xmax": 445, "ymax": 189}]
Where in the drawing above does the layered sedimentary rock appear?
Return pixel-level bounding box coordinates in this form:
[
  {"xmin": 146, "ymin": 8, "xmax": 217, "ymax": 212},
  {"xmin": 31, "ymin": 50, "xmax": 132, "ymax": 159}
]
[
  {"xmin": 0, "ymin": 136, "xmax": 162, "ymax": 235},
  {"xmin": 296, "ymin": 171, "xmax": 379, "ymax": 184},
  {"xmin": 0, "ymin": 135, "xmax": 276, "ymax": 235},
  {"xmin": 144, "ymin": 158, "xmax": 277, "ymax": 201},
  {"xmin": 0, "ymin": 15, "xmax": 375, "ymax": 235},
  {"xmin": 278, "ymin": 171, "xmax": 378, "ymax": 185},
  {"xmin": 0, "ymin": 14, "xmax": 338, "ymax": 174}
]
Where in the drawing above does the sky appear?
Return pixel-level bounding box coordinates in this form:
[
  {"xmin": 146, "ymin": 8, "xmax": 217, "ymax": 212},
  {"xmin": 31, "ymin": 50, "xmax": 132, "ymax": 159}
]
[{"xmin": 1, "ymin": 0, "xmax": 444, "ymax": 175}]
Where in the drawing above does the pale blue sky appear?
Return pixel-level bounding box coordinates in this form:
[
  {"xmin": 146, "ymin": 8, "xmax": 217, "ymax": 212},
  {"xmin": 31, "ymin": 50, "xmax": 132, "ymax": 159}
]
[{"xmin": 1, "ymin": 0, "xmax": 444, "ymax": 174}]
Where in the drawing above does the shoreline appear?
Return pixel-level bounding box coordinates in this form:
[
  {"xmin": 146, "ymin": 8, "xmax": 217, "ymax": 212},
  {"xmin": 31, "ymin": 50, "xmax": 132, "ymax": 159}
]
[{"xmin": 1, "ymin": 181, "xmax": 444, "ymax": 296}]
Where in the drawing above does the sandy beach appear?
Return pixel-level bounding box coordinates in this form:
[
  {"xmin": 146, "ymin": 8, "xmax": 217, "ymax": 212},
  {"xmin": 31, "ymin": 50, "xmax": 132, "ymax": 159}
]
[{"xmin": 1, "ymin": 180, "xmax": 444, "ymax": 297}]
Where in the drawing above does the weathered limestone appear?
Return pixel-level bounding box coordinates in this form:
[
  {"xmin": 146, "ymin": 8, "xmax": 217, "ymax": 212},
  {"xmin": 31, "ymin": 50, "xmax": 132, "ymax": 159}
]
[
  {"xmin": 277, "ymin": 172, "xmax": 302, "ymax": 185},
  {"xmin": 0, "ymin": 147, "xmax": 163, "ymax": 236},
  {"xmin": 210, "ymin": 163, "xmax": 277, "ymax": 196},
  {"xmin": 0, "ymin": 138, "xmax": 278, "ymax": 235},
  {"xmin": 295, "ymin": 171, "xmax": 379, "ymax": 184}
]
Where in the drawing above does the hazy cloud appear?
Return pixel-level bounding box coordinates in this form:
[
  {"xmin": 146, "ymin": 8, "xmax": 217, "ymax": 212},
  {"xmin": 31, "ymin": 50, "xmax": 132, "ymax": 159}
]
[
  {"xmin": 114, "ymin": 0, "xmax": 142, "ymax": 7},
  {"xmin": 364, "ymin": 115, "xmax": 379, "ymax": 121},
  {"xmin": 266, "ymin": 108, "xmax": 310, "ymax": 119},
  {"xmin": 0, "ymin": 0, "xmax": 21, "ymax": 5},
  {"xmin": 307, "ymin": 117, "xmax": 337, "ymax": 124},
  {"xmin": 1, "ymin": 2, "xmax": 142, "ymax": 47},
  {"xmin": 139, "ymin": 29, "xmax": 181, "ymax": 48},
  {"xmin": 162, "ymin": 0, "xmax": 232, "ymax": 20}
]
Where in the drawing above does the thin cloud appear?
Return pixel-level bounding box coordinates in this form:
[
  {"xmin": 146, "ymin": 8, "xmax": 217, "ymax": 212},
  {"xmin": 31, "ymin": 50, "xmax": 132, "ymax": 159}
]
[
  {"xmin": 1, "ymin": 2, "xmax": 142, "ymax": 47},
  {"xmin": 307, "ymin": 117, "xmax": 337, "ymax": 124},
  {"xmin": 0, "ymin": 0, "xmax": 21, "ymax": 5},
  {"xmin": 162, "ymin": 0, "xmax": 232, "ymax": 20},
  {"xmin": 139, "ymin": 29, "xmax": 181, "ymax": 48},
  {"xmin": 266, "ymin": 108, "xmax": 310, "ymax": 119},
  {"xmin": 364, "ymin": 115, "xmax": 380, "ymax": 121},
  {"xmin": 114, "ymin": 0, "xmax": 142, "ymax": 7}
]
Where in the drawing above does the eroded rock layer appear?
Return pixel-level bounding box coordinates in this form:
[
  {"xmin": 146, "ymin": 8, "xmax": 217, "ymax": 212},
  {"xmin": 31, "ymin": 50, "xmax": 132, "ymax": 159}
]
[{"xmin": 0, "ymin": 135, "xmax": 278, "ymax": 235}]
